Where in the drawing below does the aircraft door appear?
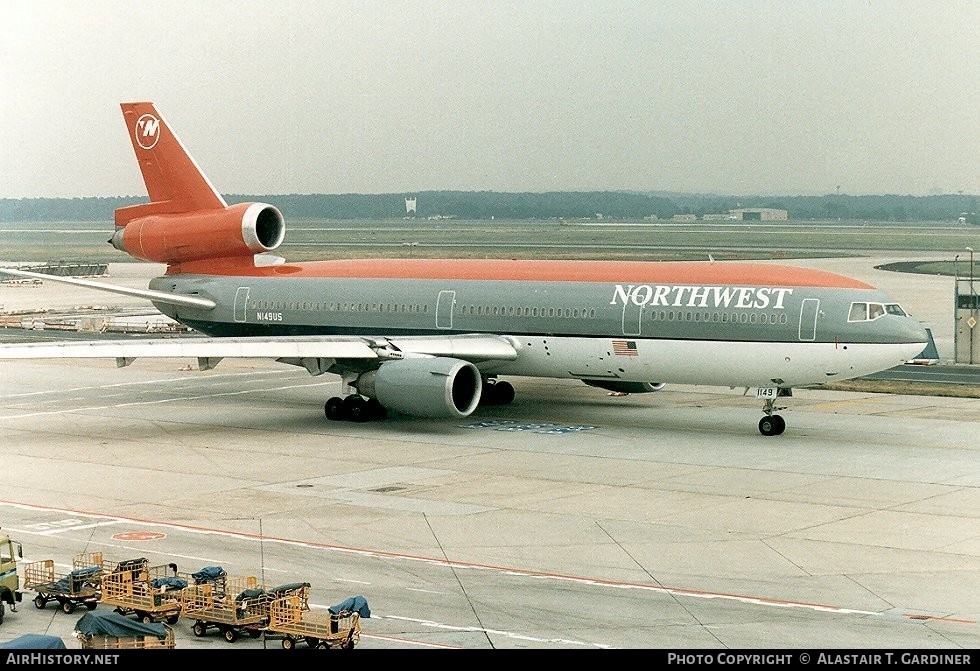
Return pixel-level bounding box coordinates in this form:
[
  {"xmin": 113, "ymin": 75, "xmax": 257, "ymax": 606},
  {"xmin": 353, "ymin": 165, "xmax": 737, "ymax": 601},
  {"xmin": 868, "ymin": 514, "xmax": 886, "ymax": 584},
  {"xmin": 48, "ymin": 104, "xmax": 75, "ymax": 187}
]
[
  {"xmin": 798, "ymin": 298, "xmax": 818, "ymax": 341},
  {"xmin": 436, "ymin": 290, "xmax": 455, "ymax": 329},
  {"xmin": 234, "ymin": 287, "xmax": 250, "ymax": 323},
  {"xmin": 621, "ymin": 302, "xmax": 643, "ymax": 336}
]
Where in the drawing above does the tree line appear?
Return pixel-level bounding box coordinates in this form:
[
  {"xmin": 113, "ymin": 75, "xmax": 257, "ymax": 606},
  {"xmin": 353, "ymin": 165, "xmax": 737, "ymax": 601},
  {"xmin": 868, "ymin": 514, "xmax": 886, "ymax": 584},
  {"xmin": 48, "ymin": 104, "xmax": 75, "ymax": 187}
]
[{"xmin": 1, "ymin": 191, "xmax": 976, "ymax": 224}]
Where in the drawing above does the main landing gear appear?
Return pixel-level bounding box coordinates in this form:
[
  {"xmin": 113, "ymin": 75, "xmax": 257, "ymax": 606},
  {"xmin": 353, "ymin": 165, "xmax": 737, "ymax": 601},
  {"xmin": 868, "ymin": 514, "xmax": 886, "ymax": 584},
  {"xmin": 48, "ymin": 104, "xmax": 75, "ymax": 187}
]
[
  {"xmin": 323, "ymin": 377, "xmax": 516, "ymax": 423},
  {"xmin": 758, "ymin": 397, "xmax": 787, "ymax": 436},
  {"xmin": 324, "ymin": 394, "xmax": 387, "ymax": 422},
  {"xmin": 480, "ymin": 378, "xmax": 515, "ymax": 406}
]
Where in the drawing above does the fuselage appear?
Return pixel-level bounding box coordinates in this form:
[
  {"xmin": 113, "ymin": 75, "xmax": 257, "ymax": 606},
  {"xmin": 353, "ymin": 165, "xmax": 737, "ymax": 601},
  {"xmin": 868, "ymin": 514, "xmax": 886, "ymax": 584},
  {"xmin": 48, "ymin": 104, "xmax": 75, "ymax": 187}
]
[{"xmin": 149, "ymin": 258, "xmax": 929, "ymax": 389}]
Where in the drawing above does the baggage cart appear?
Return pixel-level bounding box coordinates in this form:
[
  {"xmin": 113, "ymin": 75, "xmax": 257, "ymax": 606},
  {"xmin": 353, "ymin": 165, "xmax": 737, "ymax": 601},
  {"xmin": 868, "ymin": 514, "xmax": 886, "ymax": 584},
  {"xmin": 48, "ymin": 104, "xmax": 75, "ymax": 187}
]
[
  {"xmin": 99, "ymin": 558, "xmax": 186, "ymax": 624},
  {"xmin": 72, "ymin": 551, "xmax": 125, "ymax": 575},
  {"xmin": 181, "ymin": 571, "xmax": 269, "ymax": 642},
  {"xmin": 74, "ymin": 610, "xmax": 175, "ymax": 649},
  {"xmin": 23, "ymin": 560, "xmax": 101, "ymax": 614},
  {"xmin": 266, "ymin": 591, "xmax": 362, "ymax": 649}
]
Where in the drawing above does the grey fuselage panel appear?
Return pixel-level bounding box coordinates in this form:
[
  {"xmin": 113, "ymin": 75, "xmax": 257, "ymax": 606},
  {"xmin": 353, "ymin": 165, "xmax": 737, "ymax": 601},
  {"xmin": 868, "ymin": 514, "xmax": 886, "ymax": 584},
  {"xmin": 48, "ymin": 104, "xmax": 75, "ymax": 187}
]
[{"xmin": 148, "ymin": 274, "xmax": 924, "ymax": 347}]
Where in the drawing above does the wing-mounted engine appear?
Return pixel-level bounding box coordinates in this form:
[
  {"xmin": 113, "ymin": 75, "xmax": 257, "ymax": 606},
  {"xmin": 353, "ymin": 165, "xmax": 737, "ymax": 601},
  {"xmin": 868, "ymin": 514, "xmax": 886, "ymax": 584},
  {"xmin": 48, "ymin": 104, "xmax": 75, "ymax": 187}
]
[
  {"xmin": 354, "ymin": 357, "xmax": 483, "ymax": 418},
  {"xmin": 109, "ymin": 202, "xmax": 285, "ymax": 264},
  {"xmin": 582, "ymin": 380, "xmax": 667, "ymax": 393}
]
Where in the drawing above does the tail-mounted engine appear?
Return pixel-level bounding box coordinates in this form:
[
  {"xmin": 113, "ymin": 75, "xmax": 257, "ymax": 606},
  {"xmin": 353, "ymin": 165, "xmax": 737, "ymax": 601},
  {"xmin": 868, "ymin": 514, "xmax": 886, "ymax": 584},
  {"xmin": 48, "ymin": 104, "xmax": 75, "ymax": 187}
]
[{"xmin": 109, "ymin": 202, "xmax": 285, "ymax": 264}]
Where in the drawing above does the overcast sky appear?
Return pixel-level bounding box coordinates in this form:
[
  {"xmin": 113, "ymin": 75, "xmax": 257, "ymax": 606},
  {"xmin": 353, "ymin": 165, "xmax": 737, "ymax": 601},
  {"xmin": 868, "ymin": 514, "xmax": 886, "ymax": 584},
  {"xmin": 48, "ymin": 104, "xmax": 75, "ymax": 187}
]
[{"xmin": 1, "ymin": 1, "xmax": 977, "ymax": 199}]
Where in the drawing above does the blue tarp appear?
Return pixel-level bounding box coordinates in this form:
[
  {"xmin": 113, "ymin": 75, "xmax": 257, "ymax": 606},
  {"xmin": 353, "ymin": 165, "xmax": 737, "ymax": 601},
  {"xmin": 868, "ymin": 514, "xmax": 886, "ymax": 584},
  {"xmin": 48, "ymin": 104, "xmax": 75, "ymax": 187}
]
[
  {"xmin": 72, "ymin": 566, "xmax": 102, "ymax": 579},
  {"xmin": 270, "ymin": 582, "xmax": 310, "ymax": 596},
  {"xmin": 192, "ymin": 566, "xmax": 226, "ymax": 583},
  {"xmin": 74, "ymin": 611, "xmax": 168, "ymax": 639},
  {"xmin": 151, "ymin": 576, "xmax": 187, "ymax": 590},
  {"xmin": 0, "ymin": 634, "xmax": 67, "ymax": 649},
  {"xmin": 111, "ymin": 558, "xmax": 147, "ymax": 574},
  {"xmin": 235, "ymin": 588, "xmax": 267, "ymax": 602},
  {"xmin": 48, "ymin": 565, "xmax": 102, "ymax": 593},
  {"xmin": 329, "ymin": 595, "xmax": 370, "ymax": 618}
]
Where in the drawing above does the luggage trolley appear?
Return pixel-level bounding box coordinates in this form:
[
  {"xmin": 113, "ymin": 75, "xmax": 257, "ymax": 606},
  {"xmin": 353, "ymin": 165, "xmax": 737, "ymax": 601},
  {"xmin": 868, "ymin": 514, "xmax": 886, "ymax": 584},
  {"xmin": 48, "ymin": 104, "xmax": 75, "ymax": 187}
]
[{"xmin": 23, "ymin": 560, "xmax": 101, "ymax": 614}]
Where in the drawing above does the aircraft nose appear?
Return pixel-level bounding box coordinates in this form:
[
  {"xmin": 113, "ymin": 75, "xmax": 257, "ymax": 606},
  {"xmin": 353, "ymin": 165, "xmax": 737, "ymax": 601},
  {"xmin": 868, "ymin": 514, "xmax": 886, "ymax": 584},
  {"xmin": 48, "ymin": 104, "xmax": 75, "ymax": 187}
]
[
  {"xmin": 904, "ymin": 318, "xmax": 930, "ymax": 344},
  {"xmin": 879, "ymin": 314, "xmax": 930, "ymax": 345}
]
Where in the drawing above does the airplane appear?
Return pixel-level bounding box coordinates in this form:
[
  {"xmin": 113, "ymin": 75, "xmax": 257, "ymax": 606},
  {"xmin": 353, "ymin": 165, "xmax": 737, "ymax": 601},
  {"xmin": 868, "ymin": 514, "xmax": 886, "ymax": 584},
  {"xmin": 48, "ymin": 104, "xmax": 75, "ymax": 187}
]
[{"xmin": 0, "ymin": 102, "xmax": 930, "ymax": 436}]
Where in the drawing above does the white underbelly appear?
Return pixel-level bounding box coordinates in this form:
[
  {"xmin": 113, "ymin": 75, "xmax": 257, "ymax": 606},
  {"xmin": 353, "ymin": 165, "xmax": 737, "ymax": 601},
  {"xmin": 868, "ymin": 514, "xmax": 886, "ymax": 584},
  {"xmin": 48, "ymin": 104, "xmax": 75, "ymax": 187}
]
[{"xmin": 482, "ymin": 336, "xmax": 922, "ymax": 387}]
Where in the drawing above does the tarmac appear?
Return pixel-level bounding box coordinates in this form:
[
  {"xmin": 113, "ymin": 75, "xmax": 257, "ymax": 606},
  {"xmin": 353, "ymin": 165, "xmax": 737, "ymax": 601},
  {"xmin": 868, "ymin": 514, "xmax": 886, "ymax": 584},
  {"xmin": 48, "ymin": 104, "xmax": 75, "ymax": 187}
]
[{"xmin": 0, "ymin": 257, "xmax": 977, "ymax": 650}]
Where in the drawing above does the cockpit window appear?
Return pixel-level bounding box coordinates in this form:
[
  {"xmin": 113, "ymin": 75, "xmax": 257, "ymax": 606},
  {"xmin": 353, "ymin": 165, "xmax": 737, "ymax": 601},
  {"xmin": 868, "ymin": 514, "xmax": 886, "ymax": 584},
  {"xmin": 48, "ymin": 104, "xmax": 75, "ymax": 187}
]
[{"xmin": 848, "ymin": 301, "xmax": 899, "ymax": 322}]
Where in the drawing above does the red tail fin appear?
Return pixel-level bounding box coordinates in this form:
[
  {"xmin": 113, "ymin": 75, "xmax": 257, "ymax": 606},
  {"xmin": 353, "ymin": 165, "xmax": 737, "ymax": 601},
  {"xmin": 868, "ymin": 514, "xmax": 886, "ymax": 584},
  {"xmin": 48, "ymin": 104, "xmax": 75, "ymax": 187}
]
[
  {"xmin": 114, "ymin": 102, "xmax": 226, "ymax": 226},
  {"xmin": 110, "ymin": 102, "xmax": 285, "ymax": 267}
]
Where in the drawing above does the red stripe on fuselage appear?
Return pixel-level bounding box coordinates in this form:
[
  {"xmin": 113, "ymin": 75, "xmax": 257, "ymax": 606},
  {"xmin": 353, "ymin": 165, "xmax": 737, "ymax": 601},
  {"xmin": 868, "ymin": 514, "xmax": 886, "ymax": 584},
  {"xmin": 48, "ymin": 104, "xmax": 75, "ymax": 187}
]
[{"xmin": 168, "ymin": 258, "xmax": 874, "ymax": 289}]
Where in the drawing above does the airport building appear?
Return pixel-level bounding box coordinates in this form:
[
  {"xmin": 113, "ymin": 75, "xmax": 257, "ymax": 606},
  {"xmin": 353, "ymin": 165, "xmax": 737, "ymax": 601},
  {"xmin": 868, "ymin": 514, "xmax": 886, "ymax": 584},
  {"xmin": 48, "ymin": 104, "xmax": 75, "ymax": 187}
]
[
  {"xmin": 954, "ymin": 271, "xmax": 980, "ymax": 364},
  {"xmin": 729, "ymin": 208, "xmax": 789, "ymax": 221}
]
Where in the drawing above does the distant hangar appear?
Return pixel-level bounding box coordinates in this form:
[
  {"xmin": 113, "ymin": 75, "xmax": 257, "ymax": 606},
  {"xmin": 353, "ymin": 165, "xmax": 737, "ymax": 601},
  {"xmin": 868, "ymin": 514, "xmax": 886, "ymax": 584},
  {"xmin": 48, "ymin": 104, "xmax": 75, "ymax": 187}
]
[
  {"xmin": 685, "ymin": 208, "xmax": 789, "ymax": 222},
  {"xmin": 729, "ymin": 208, "xmax": 788, "ymax": 221}
]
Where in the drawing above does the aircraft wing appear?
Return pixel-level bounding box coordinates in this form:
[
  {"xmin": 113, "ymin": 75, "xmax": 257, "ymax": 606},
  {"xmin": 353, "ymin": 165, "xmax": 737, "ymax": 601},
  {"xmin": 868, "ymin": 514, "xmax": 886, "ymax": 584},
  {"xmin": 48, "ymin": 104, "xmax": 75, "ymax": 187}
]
[
  {"xmin": 0, "ymin": 333, "xmax": 519, "ymax": 367},
  {"xmin": 0, "ymin": 266, "xmax": 216, "ymax": 309}
]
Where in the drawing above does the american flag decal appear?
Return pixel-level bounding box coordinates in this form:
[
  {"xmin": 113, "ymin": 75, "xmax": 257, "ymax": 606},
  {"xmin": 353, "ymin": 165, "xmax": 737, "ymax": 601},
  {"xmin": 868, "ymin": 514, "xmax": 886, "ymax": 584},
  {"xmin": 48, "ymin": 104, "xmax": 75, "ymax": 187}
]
[{"xmin": 612, "ymin": 339, "xmax": 638, "ymax": 356}]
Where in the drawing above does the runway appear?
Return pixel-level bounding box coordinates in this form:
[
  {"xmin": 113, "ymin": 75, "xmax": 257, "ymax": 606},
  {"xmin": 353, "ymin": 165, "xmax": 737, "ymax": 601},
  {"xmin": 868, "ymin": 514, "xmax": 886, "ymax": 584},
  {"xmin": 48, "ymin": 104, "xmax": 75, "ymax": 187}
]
[{"xmin": 0, "ymin": 258, "xmax": 977, "ymax": 650}]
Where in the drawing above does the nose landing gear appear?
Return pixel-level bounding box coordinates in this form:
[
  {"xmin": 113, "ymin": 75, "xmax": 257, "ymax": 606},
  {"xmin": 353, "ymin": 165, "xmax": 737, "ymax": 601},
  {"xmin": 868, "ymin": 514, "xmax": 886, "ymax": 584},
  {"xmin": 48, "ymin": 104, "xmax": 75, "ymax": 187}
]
[{"xmin": 759, "ymin": 397, "xmax": 787, "ymax": 436}]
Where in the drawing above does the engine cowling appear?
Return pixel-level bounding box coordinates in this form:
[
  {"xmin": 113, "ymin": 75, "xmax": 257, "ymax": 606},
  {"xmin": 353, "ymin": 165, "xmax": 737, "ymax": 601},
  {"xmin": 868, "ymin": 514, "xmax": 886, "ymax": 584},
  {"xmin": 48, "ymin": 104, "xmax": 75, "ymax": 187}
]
[
  {"xmin": 582, "ymin": 380, "xmax": 667, "ymax": 393},
  {"xmin": 354, "ymin": 357, "xmax": 482, "ymax": 418},
  {"xmin": 109, "ymin": 202, "xmax": 285, "ymax": 264}
]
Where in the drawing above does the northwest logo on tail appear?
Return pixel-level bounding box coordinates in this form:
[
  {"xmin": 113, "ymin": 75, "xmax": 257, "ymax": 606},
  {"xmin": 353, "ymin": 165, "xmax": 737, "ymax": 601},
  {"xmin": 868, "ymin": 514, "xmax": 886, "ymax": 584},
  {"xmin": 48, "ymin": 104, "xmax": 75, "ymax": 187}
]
[{"xmin": 135, "ymin": 113, "xmax": 161, "ymax": 150}]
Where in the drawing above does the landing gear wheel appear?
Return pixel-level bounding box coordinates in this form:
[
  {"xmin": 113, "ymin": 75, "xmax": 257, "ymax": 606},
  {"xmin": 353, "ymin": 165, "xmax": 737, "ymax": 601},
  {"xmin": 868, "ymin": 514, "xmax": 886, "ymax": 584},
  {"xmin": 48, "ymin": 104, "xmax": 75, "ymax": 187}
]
[
  {"xmin": 759, "ymin": 414, "xmax": 786, "ymax": 436},
  {"xmin": 61, "ymin": 599, "xmax": 76, "ymax": 614},
  {"xmin": 342, "ymin": 395, "xmax": 369, "ymax": 422},
  {"xmin": 773, "ymin": 415, "xmax": 785, "ymax": 435},
  {"xmin": 365, "ymin": 397, "xmax": 387, "ymax": 420},
  {"xmin": 34, "ymin": 595, "xmax": 47, "ymax": 609},
  {"xmin": 482, "ymin": 379, "xmax": 515, "ymax": 406},
  {"xmin": 325, "ymin": 396, "xmax": 345, "ymax": 421},
  {"xmin": 759, "ymin": 393, "xmax": 789, "ymax": 436}
]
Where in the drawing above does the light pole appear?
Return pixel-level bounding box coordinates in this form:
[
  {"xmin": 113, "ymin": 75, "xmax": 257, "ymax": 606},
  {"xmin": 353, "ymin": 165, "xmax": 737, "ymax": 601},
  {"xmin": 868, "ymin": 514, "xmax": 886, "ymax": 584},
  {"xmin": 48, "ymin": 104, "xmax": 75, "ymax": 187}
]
[
  {"xmin": 954, "ymin": 254, "xmax": 960, "ymax": 363},
  {"xmin": 969, "ymin": 247, "xmax": 975, "ymax": 297},
  {"xmin": 968, "ymin": 247, "xmax": 976, "ymax": 364}
]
